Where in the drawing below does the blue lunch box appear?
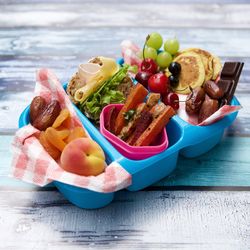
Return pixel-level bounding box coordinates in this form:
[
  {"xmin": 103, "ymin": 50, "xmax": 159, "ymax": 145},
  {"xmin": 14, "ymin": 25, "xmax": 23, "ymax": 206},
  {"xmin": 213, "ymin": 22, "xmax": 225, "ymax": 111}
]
[{"xmin": 18, "ymin": 58, "xmax": 241, "ymax": 209}]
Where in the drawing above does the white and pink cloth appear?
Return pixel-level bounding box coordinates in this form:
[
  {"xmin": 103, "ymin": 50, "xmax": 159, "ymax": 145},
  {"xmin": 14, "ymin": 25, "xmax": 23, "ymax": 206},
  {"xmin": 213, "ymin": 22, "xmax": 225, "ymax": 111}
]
[{"xmin": 177, "ymin": 94, "xmax": 241, "ymax": 126}]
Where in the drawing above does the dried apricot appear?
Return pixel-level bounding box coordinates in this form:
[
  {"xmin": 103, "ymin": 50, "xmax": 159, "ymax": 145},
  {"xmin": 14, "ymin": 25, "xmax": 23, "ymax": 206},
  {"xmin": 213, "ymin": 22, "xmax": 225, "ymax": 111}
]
[
  {"xmin": 52, "ymin": 109, "xmax": 70, "ymax": 128},
  {"xmin": 45, "ymin": 127, "xmax": 67, "ymax": 151},
  {"xmin": 66, "ymin": 127, "xmax": 87, "ymax": 143},
  {"xmin": 56, "ymin": 129, "xmax": 70, "ymax": 140},
  {"xmin": 61, "ymin": 116, "xmax": 72, "ymax": 129},
  {"xmin": 39, "ymin": 131, "xmax": 61, "ymax": 160}
]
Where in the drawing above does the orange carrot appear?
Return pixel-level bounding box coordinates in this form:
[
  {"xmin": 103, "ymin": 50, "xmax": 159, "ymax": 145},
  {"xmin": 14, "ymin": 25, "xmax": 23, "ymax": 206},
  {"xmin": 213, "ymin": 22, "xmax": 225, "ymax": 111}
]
[
  {"xmin": 134, "ymin": 104, "xmax": 175, "ymax": 146},
  {"xmin": 115, "ymin": 83, "xmax": 148, "ymax": 135}
]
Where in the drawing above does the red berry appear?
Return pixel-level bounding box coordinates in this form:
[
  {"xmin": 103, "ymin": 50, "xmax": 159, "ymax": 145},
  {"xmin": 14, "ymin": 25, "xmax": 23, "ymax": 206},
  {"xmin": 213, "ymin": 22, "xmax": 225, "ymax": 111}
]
[
  {"xmin": 162, "ymin": 92, "xmax": 179, "ymax": 110},
  {"xmin": 148, "ymin": 73, "xmax": 170, "ymax": 95},
  {"xmin": 140, "ymin": 58, "xmax": 158, "ymax": 74},
  {"xmin": 135, "ymin": 71, "xmax": 152, "ymax": 88}
]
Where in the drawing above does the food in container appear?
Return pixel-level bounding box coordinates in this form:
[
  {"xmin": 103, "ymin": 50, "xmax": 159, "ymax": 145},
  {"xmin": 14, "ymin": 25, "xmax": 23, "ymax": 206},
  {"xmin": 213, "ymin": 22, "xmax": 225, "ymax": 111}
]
[
  {"xmin": 13, "ymin": 32, "xmax": 244, "ymax": 209},
  {"xmin": 67, "ymin": 56, "xmax": 133, "ymax": 123}
]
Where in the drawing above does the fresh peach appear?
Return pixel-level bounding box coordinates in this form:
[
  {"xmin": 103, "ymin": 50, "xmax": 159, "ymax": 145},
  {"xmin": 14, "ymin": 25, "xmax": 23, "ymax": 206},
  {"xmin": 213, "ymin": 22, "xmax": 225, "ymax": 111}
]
[{"xmin": 60, "ymin": 138, "xmax": 105, "ymax": 176}]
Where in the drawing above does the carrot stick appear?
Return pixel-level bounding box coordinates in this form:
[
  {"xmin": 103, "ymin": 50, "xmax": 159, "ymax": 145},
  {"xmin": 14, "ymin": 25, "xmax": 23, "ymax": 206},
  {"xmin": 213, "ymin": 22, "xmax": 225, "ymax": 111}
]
[
  {"xmin": 134, "ymin": 104, "xmax": 175, "ymax": 146},
  {"xmin": 115, "ymin": 83, "xmax": 148, "ymax": 135}
]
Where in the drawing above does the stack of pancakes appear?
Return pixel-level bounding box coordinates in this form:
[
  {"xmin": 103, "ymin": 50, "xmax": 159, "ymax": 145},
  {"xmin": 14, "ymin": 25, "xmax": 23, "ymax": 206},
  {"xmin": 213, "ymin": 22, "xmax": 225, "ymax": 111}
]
[{"xmin": 167, "ymin": 48, "xmax": 222, "ymax": 94}]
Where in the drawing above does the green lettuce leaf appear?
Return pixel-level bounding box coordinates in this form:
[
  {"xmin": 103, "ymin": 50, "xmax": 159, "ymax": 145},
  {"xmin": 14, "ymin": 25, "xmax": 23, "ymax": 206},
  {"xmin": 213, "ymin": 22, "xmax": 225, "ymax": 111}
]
[{"xmin": 79, "ymin": 65, "xmax": 129, "ymax": 122}]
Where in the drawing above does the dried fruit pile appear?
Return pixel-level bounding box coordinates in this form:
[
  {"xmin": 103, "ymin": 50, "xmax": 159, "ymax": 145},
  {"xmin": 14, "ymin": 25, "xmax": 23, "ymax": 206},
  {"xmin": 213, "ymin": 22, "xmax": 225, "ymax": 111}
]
[{"xmin": 30, "ymin": 96, "xmax": 105, "ymax": 177}]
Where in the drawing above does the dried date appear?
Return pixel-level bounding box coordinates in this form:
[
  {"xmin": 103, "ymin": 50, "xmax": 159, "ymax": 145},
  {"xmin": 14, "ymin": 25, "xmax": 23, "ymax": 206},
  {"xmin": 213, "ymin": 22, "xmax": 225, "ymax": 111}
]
[
  {"xmin": 198, "ymin": 95, "xmax": 219, "ymax": 123},
  {"xmin": 204, "ymin": 80, "xmax": 224, "ymax": 99},
  {"xmin": 185, "ymin": 87, "xmax": 205, "ymax": 115},
  {"xmin": 30, "ymin": 96, "xmax": 46, "ymax": 123},
  {"xmin": 32, "ymin": 100, "xmax": 61, "ymax": 131}
]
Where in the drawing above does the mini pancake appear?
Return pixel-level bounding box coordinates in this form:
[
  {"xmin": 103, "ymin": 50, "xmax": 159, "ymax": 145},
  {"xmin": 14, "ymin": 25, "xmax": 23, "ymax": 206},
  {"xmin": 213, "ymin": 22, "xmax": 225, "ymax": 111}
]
[
  {"xmin": 173, "ymin": 52, "xmax": 205, "ymax": 94},
  {"xmin": 180, "ymin": 48, "xmax": 214, "ymax": 81},
  {"xmin": 211, "ymin": 54, "xmax": 222, "ymax": 80}
]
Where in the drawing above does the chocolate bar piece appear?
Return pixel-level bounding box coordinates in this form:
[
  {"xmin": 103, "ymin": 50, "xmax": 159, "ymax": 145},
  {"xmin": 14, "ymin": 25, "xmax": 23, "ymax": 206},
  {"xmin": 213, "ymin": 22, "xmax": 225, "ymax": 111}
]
[
  {"xmin": 217, "ymin": 79, "xmax": 233, "ymax": 105},
  {"xmin": 221, "ymin": 62, "xmax": 239, "ymax": 78},
  {"xmin": 217, "ymin": 79, "xmax": 232, "ymax": 94},
  {"xmin": 219, "ymin": 62, "xmax": 244, "ymax": 106}
]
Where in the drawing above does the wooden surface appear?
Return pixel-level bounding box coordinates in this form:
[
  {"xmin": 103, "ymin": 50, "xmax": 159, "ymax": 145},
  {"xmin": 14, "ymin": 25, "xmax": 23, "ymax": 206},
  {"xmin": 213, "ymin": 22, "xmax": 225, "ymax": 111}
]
[
  {"xmin": 0, "ymin": 0, "xmax": 250, "ymax": 249},
  {"xmin": 1, "ymin": 190, "xmax": 250, "ymax": 250}
]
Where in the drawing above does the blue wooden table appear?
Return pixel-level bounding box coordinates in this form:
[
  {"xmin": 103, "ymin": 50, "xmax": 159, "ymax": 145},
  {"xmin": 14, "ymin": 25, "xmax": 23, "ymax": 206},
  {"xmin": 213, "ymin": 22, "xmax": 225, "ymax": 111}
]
[{"xmin": 0, "ymin": 1, "xmax": 250, "ymax": 249}]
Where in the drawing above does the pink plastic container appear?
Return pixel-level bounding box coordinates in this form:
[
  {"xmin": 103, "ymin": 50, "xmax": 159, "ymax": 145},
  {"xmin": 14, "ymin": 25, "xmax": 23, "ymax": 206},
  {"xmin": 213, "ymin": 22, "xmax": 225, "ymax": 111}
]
[{"xmin": 99, "ymin": 104, "xmax": 169, "ymax": 160}]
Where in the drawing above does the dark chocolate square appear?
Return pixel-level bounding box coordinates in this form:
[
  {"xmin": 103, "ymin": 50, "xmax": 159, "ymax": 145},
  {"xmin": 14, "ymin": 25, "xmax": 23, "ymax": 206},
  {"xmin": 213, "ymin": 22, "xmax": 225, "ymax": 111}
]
[
  {"xmin": 217, "ymin": 79, "xmax": 232, "ymax": 94},
  {"xmin": 221, "ymin": 62, "xmax": 240, "ymax": 78}
]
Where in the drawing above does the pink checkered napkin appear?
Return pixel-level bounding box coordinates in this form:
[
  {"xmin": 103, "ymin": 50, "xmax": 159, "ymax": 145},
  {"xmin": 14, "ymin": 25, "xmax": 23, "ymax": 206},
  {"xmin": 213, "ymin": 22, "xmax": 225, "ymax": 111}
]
[
  {"xmin": 11, "ymin": 68, "xmax": 132, "ymax": 193},
  {"xmin": 121, "ymin": 40, "xmax": 142, "ymax": 67},
  {"xmin": 177, "ymin": 94, "xmax": 242, "ymax": 126}
]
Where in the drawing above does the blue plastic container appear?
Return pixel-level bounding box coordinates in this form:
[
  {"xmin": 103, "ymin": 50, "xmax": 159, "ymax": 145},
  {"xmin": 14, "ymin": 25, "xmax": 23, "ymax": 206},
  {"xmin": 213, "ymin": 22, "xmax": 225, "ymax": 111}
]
[
  {"xmin": 18, "ymin": 95, "xmax": 240, "ymax": 209},
  {"xmin": 18, "ymin": 56, "xmax": 241, "ymax": 209}
]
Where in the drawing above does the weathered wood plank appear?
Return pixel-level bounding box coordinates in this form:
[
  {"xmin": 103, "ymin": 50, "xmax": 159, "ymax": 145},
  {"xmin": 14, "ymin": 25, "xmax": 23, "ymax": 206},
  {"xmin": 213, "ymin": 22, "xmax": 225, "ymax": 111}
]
[
  {"xmin": 3, "ymin": 0, "xmax": 250, "ymax": 4},
  {"xmin": 1, "ymin": 2, "xmax": 250, "ymax": 28},
  {"xmin": 158, "ymin": 136, "xmax": 250, "ymax": 187},
  {"xmin": 1, "ymin": 27, "xmax": 249, "ymax": 86},
  {"xmin": 1, "ymin": 28, "xmax": 250, "ymax": 57},
  {"xmin": 2, "ymin": 135, "xmax": 250, "ymax": 190},
  {"xmin": 0, "ymin": 190, "xmax": 249, "ymax": 249}
]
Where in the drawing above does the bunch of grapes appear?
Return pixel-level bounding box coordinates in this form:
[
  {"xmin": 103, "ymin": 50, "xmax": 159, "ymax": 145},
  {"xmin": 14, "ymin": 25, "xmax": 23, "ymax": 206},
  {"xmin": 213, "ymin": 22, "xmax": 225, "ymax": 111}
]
[{"xmin": 142, "ymin": 32, "xmax": 179, "ymax": 68}]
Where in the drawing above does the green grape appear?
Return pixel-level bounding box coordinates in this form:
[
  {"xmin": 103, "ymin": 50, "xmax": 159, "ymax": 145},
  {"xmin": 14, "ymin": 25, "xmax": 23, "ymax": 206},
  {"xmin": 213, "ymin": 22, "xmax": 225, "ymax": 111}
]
[
  {"xmin": 156, "ymin": 51, "xmax": 172, "ymax": 68},
  {"xmin": 164, "ymin": 38, "xmax": 180, "ymax": 55},
  {"xmin": 144, "ymin": 47, "xmax": 157, "ymax": 60},
  {"xmin": 146, "ymin": 32, "xmax": 163, "ymax": 50}
]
